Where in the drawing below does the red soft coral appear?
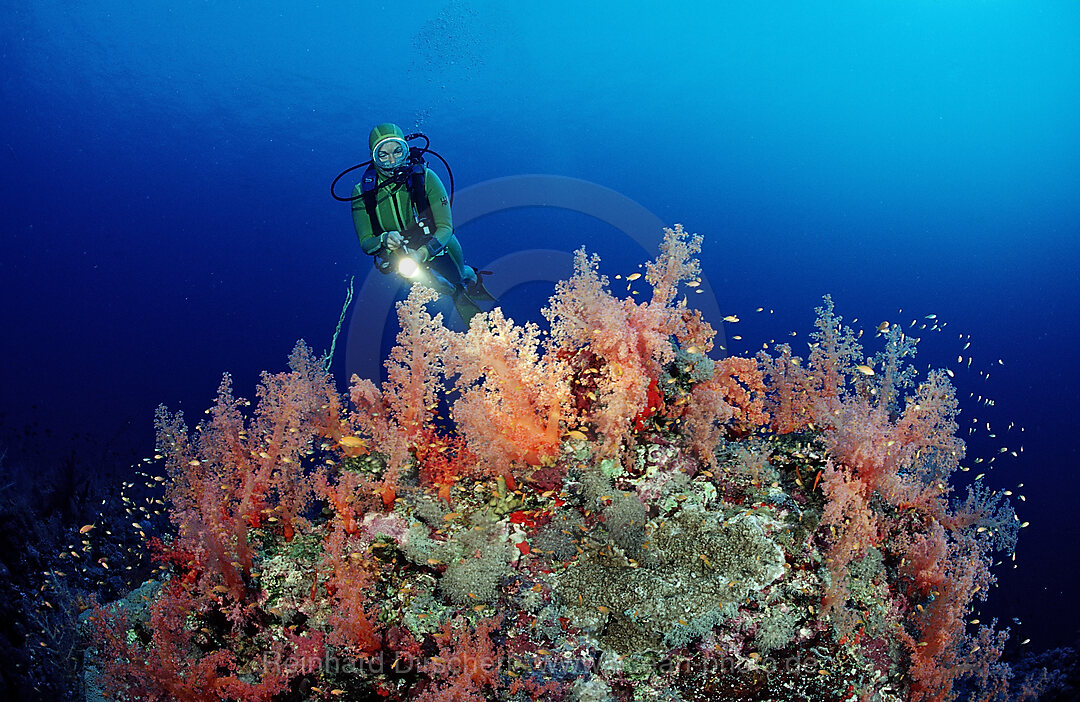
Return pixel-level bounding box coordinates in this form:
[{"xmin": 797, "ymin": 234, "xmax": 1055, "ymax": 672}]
[
  {"xmin": 807, "ymin": 294, "xmax": 864, "ymax": 418},
  {"xmin": 416, "ymin": 616, "xmax": 502, "ymax": 702},
  {"xmin": 819, "ymin": 458, "xmax": 882, "ymax": 638},
  {"xmin": 314, "ymin": 466, "xmax": 379, "ymax": 534},
  {"xmin": 711, "ymin": 356, "xmax": 770, "ymax": 433},
  {"xmin": 91, "ymin": 581, "xmax": 292, "ymax": 701},
  {"xmin": 543, "ymin": 226, "xmax": 704, "ymax": 455},
  {"xmin": 678, "ymin": 373, "xmax": 734, "ymax": 466},
  {"xmin": 349, "ymin": 285, "xmax": 448, "ymax": 498},
  {"xmin": 822, "ymin": 370, "xmax": 963, "ymax": 522},
  {"xmin": 154, "ymin": 342, "xmax": 339, "ymax": 599},
  {"xmin": 321, "ymin": 526, "xmax": 382, "ymax": 657},
  {"xmin": 412, "ymin": 426, "xmax": 482, "ymax": 502},
  {"xmin": 896, "ymin": 528, "xmax": 996, "ymax": 702},
  {"xmin": 758, "ymin": 343, "xmax": 815, "ymax": 434}
]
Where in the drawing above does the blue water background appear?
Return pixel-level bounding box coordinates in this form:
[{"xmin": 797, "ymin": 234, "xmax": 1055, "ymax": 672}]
[{"xmin": 2, "ymin": 0, "xmax": 1079, "ymax": 653}]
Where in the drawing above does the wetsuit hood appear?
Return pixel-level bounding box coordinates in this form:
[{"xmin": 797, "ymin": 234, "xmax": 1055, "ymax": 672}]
[
  {"xmin": 369, "ymin": 123, "xmax": 405, "ymax": 152},
  {"xmin": 369, "ymin": 123, "xmax": 409, "ymax": 175}
]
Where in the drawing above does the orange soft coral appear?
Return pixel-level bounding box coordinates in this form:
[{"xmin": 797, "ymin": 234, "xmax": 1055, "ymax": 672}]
[
  {"xmin": 444, "ymin": 306, "xmax": 570, "ymax": 471},
  {"xmin": 543, "ymin": 226, "xmax": 704, "ymax": 455}
]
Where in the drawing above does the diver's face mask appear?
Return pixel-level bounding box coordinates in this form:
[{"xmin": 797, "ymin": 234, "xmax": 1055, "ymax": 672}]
[{"xmin": 373, "ymin": 137, "xmax": 409, "ymax": 172}]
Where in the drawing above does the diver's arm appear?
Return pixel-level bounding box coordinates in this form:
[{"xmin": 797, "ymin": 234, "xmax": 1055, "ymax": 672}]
[
  {"xmin": 423, "ymin": 170, "xmax": 454, "ymax": 252},
  {"xmin": 352, "ymin": 185, "xmax": 384, "ymax": 255}
]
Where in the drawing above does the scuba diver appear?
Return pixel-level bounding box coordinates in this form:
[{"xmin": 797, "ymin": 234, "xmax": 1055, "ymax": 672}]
[{"xmin": 333, "ymin": 123, "xmax": 494, "ymax": 325}]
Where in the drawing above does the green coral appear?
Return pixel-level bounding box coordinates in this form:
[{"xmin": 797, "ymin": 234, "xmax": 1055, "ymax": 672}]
[
  {"xmin": 753, "ymin": 605, "xmax": 800, "ymax": 653},
  {"xmin": 437, "ymin": 521, "xmax": 513, "ymax": 605},
  {"xmin": 411, "ymin": 494, "xmax": 450, "ymax": 526},
  {"xmin": 602, "ymin": 492, "xmax": 648, "ymax": 553},
  {"xmin": 598, "ymin": 457, "xmax": 624, "ymax": 481},
  {"xmin": 258, "ymin": 532, "xmax": 322, "ymax": 616},
  {"xmin": 484, "ymin": 475, "xmax": 524, "ymax": 517},
  {"xmin": 532, "ymin": 510, "xmax": 585, "ymax": 562},
  {"xmin": 716, "ymin": 439, "xmax": 780, "ymax": 490},
  {"xmin": 401, "ymin": 522, "xmax": 450, "ymax": 566},
  {"xmin": 553, "ymin": 504, "xmax": 786, "ymax": 654}
]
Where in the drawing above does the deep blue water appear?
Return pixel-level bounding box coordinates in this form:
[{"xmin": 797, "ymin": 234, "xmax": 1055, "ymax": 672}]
[{"xmin": 2, "ymin": 0, "xmax": 1079, "ymax": 662}]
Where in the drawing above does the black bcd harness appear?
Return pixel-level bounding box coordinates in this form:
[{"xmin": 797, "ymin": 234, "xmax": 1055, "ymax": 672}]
[
  {"xmin": 361, "ymin": 149, "xmax": 446, "ymax": 273},
  {"xmin": 359, "ymin": 149, "xmax": 433, "ymax": 236}
]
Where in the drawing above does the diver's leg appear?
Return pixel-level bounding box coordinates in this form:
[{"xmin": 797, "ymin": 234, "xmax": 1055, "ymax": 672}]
[
  {"xmin": 441, "ymin": 236, "xmax": 496, "ymax": 302},
  {"xmin": 447, "ymin": 236, "xmax": 475, "ymax": 285},
  {"xmin": 428, "ymin": 255, "xmax": 463, "ymax": 289},
  {"xmin": 426, "ymin": 237, "xmax": 480, "ymax": 324},
  {"xmin": 430, "ymin": 235, "xmax": 474, "ymax": 288}
]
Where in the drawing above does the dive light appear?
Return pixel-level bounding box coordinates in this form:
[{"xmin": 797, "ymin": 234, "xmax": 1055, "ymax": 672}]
[{"xmin": 396, "ymin": 247, "xmax": 422, "ymax": 278}]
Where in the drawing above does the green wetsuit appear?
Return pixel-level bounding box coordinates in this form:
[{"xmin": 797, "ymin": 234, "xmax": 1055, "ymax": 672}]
[
  {"xmin": 352, "ymin": 122, "xmax": 492, "ymax": 324},
  {"xmin": 351, "ymin": 167, "xmax": 469, "ymax": 280}
]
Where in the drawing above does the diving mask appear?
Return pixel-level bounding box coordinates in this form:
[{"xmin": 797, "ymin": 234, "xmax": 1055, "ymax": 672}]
[{"xmin": 372, "ymin": 136, "xmax": 410, "ymax": 171}]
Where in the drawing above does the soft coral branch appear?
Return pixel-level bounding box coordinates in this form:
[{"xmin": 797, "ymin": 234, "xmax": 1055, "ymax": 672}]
[
  {"xmin": 543, "ymin": 226, "xmax": 706, "ymax": 455},
  {"xmin": 321, "ymin": 525, "xmax": 382, "ymax": 657},
  {"xmin": 156, "ymin": 341, "xmax": 342, "ymax": 599},
  {"xmin": 445, "ymin": 307, "xmax": 570, "ymax": 470},
  {"xmin": 416, "ymin": 616, "xmax": 503, "ymax": 702},
  {"xmin": 248, "ymin": 341, "xmax": 338, "ymax": 539},
  {"xmin": 758, "ymin": 343, "xmax": 815, "ymax": 434},
  {"xmin": 896, "ymin": 528, "xmax": 996, "ymax": 702},
  {"xmin": 91, "ymin": 581, "xmax": 292, "ymax": 701},
  {"xmin": 807, "ymin": 294, "xmax": 863, "ymax": 418},
  {"xmin": 349, "ymin": 285, "xmax": 448, "ymax": 504}
]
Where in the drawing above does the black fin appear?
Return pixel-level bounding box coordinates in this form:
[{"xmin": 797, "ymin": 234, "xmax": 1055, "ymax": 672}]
[
  {"xmin": 466, "ymin": 269, "xmax": 497, "ymax": 302},
  {"xmin": 453, "ymin": 292, "xmax": 483, "ymax": 326}
]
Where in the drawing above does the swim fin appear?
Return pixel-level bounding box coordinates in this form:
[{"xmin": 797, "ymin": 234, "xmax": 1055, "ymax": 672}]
[
  {"xmin": 465, "ymin": 269, "xmax": 497, "ymax": 303},
  {"xmin": 453, "ymin": 290, "xmax": 483, "ymax": 326}
]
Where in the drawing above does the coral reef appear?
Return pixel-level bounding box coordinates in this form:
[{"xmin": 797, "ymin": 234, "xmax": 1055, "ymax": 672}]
[{"xmin": 81, "ymin": 225, "xmax": 1021, "ymax": 701}]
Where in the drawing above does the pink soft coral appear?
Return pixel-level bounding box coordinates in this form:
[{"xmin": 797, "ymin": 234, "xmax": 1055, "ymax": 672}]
[
  {"xmin": 91, "ymin": 581, "xmax": 297, "ymax": 701},
  {"xmin": 542, "ymin": 225, "xmax": 706, "ymax": 455},
  {"xmin": 154, "ymin": 341, "xmax": 337, "ymax": 599},
  {"xmin": 445, "ymin": 306, "xmax": 571, "ymax": 469},
  {"xmin": 349, "ymin": 285, "xmax": 448, "ymax": 504},
  {"xmin": 321, "ymin": 526, "xmax": 382, "ymax": 657},
  {"xmin": 758, "ymin": 343, "xmax": 815, "ymax": 434}
]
